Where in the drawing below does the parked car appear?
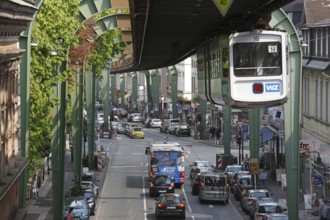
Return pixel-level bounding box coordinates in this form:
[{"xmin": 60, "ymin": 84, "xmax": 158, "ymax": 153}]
[
  {"xmin": 116, "ymin": 123, "xmax": 126, "ymax": 134},
  {"xmin": 67, "ymin": 186, "xmax": 97, "ymax": 215},
  {"xmin": 191, "ymin": 173, "xmax": 202, "ymax": 195},
  {"xmin": 63, "ymin": 197, "xmax": 90, "ymax": 220},
  {"xmin": 149, "ymin": 175, "xmax": 175, "ymax": 197},
  {"xmin": 127, "ymin": 113, "xmax": 142, "ymax": 122},
  {"xmin": 241, "ymin": 189, "xmax": 271, "ymax": 214},
  {"xmin": 320, "ymin": 201, "xmax": 330, "ymax": 220},
  {"xmin": 198, "ymin": 172, "xmax": 229, "ymax": 203},
  {"xmin": 149, "ymin": 118, "xmax": 162, "ymax": 128},
  {"xmin": 175, "ymin": 123, "xmax": 191, "ymax": 137},
  {"xmin": 233, "ymin": 174, "xmax": 254, "ymax": 201},
  {"xmin": 249, "ymin": 198, "xmax": 276, "ymax": 219},
  {"xmin": 115, "ymin": 108, "xmax": 128, "ymax": 118},
  {"xmin": 262, "ymin": 213, "xmax": 288, "ymax": 220},
  {"xmin": 82, "ymin": 172, "xmax": 98, "ymax": 186},
  {"xmin": 81, "ymin": 181, "xmax": 99, "ymax": 197},
  {"xmin": 125, "ymin": 123, "xmax": 139, "ymax": 136},
  {"xmin": 154, "ymin": 193, "xmax": 186, "ymax": 219},
  {"xmin": 167, "ymin": 122, "xmax": 180, "ymax": 134},
  {"xmin": 189, "ymin": 160, "xmax": 213, "ymax": 180},
  {"xmin": 130, "ymin": 127, "xmax": 144, "ymax": 139},
  {"xmin": 254, "ymin": 201, "xmax": 283, "ymax": 220},
  {"xmin": 230, "ymin": 170, "xmax": 250, "ymax": 192},
  {"xmin": 224, "ymin": 164, "xmax": 243, "ymax": 191}
]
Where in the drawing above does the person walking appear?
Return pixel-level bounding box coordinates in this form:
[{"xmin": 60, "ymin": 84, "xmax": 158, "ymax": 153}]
[
  {"xmin": 260, "ymin": 169, "xmax": 268, "ymax": 189},
  {"xmin": 67, "ymin": 207, "xmax": 74, "ymax": 220}
]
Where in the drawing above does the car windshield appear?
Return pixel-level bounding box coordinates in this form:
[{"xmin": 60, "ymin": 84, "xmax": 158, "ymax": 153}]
[
  {"xmin": 133, "ymin": 127, "xmax": 142, "ymax": 131},
  {"xmin": 227, "ymin": 166, "xmax": 242, "ymax": 172},
  {"xmin": 153, "ymin": 119, "xmax": 161, "ymax": 122},
  {"xmin": 197, "ymin": 162, "xmax": 211, "ymax": 167},
  {"xmin": 239, "ymin": 178, "xmax": 251, "ymax": 186},
  {"xmin": 163, "ymin": 196, "xmax": 181, "ymax": 204},
  {"xmin": 68, "ymin": 200, "xmax": 87, "ymax": 209},
  {"xmin": 84, "ymin": 191, "xmax": 93, "ymax": 198},
  {"xmin": 259, "ymin": 205, "xmax": 282, "ymax": 213},
  {"xmin": 82, "ymin": 175, "xmax": 94, "ymax": 182},
  {"xmin": 251, "ymin": 192, "xmax": 270, "ymax": 198},
  {"xmin": 155, "ymin": 177, "xmax": 172, "ymax": 184},
  {"xmin": 204, "ymin": 176, "xmax": 226, "ymax": 186}
]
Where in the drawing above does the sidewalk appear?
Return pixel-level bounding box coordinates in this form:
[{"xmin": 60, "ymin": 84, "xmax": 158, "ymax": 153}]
[
  {"xmin": 199, "ymin": 138, "xmax": 319, "ymax": 220},
  {"xmin": 14, "ymin": 150, "xmax": 109, "ymax": 220}
]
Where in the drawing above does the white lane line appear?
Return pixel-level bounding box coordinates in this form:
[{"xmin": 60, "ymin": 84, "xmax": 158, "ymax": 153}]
[
  {"xmin": 142, "ymin": 176, "xmax": 148, "ymax": 220},
  {"xmin": 181, "ymin": 187, "xmax": 192, "ymax": 213},
  {"xmin": 227, "ymin": 199, "xmax": 244, "ymax": 220}
]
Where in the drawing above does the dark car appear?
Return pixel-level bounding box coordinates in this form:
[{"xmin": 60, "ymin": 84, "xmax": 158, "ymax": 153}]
[
  {"xmin": 149, "ymin": 175, "xmax": 175, "ymax": 197},
  {"xmin": 155, "ymin": 193, "xmax": 186, "ymax": 219},
  {"xmin": 175, "ymin": 124, "xmax": 191, "ymax": 137},
  {"xmin": 191, "ymin": 173, "xmax": 202, "ymax": 195},
  {"xmin": 67, "ymin": 186, "xmax": 97, "ymax": 215},
  {"xmin": 63, "ymin": 197, "xmax": 90, "ymax": 220}
]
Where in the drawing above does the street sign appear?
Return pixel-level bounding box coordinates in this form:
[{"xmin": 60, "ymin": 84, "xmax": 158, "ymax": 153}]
[
  {"xmin": 212, "ymin": 0, "xmax": 234, "ymax": 17},
  {"xmin": 237, "ymin": 121, "xmax": 243, "ymax": 128},
  {"xmin": 250, "ymin": 159, "xmax": 259, "ymax": 175},
  {"xmin": 243, "ymin": 124, "xmax": 249, "ymax": 133}
]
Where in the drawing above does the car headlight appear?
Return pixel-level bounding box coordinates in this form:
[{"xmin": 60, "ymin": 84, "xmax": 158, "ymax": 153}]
[{"xmin": 88, "ymin": 202, "xmax": 94, "ymax": 208}]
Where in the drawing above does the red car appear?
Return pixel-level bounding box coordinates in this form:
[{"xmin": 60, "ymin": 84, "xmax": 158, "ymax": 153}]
[{"xmin": 115, "ymin": 108, "xmax": 128, "ymax": 118}]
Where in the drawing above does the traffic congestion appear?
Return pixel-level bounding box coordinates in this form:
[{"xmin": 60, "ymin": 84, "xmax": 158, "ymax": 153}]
[{"xmin": 74, "ymin": 111, "xmax": 289, "ymax": 220}]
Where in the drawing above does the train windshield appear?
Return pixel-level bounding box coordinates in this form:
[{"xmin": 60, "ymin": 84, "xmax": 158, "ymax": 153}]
[{"xmin": 233, "ymin": 42, "xmax": 282, "ymax": 77}]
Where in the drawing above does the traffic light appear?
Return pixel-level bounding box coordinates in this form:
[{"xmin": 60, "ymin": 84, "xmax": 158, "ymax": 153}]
[{"xmin": 236, "ymin": 133, "xmax": 242, "ymax": 145}]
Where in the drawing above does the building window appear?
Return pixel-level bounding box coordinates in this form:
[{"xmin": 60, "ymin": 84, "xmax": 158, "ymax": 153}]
[
  {"xmin": 317, "ymin": 29, "xmax": 321, "ymax": 57},
  {"xmin": 320, "ymin": 79, "xmax": 324, "ymax": 120},
  {"xmin": 326, "ymin": 80, "xmax": 329, "ymax": 122},
  {"xmin": 322, "ymin": 28, "xmax": 327, "ymax": 57},
  {"xmin": 315, "ymin": 78, "xmax": 318, "ymax": 118},
  {"xmin": 310, "ymin": 29, "xmax": 316, "ymax": 57},
  {"xmin": 304, "ymin": 76, "xmax": 310, "ymax": 115}
]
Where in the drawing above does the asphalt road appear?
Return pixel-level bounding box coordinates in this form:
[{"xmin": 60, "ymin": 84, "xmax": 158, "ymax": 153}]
[{"xmin": 92, "ymin": 125, "xmax": 250, "ymax": 220}]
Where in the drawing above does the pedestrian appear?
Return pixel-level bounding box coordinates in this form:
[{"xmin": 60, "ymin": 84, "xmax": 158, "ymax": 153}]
[
  {"xmin": 260, "ymin": 169, "xmax": 267, "ymax": 189},
  {"xmin": 67, "ymin": 207, "xmax": 74, "ymax": 220}
]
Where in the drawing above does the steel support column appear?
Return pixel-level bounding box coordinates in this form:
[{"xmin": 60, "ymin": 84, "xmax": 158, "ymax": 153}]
[
  {"xmin": 132, "ymin": 72, "xmax": 138, "ymax": 112},
  {"xmin": 51, "ymin": 63, "xmax": 66, "ymax": 220},
  {"xmin": 223, "ymin": 106, "xmax": 231, "ymax": 155},
  {"xmin": 270, "ymin": 9, "xmax": 302, "ymax": 219},
  {"xmin": 149, "ymin": 70, "xmax": 160, "ymax": 118},
  {"xmin": 248, "ymin": 108, "xmax": 260, "ymax": 186},
  {"xmin": 85, "ymin": 70, "xmax": 96, "ymax": 169},
  {"xmin": 18, "ymin": 0, "xmax": 43, "ymax": 208},
  {"xmin": 71, "ymin": 65, "xmax": 83, "ymax": 185},
  {"xmin": 120, "ymin": 74, "xmax": 125, "ymax": 108},
  {"xmin": 102, "ymin": 68, "xmax": 110, "ymax": 129},
  {"xmin": 168, "ymin": 66, "xmax": 178, "ymax": 118}
]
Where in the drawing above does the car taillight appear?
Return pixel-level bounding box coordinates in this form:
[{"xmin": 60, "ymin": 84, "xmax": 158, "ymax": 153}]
[
  {"xmin": 157, "ymin": 204, "xmax": 166, "ymax": 209},
  {"xmin": 176, "ymin": 204, "xmax": 185, "ymax": 209},
  {"xmin": 180, "ymin": 171, "xmax": 185, "ymax": 177},
  {"xmin": 247, "ymin": 198, "xmax": 254, "ymax": 202}
]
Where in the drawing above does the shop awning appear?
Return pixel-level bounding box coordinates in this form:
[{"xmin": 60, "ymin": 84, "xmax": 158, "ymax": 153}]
[
  {"xmin": 260, "ymin": 127, "xmax": 275, "ymax": 144},
  {"xmin": 304, "ymin": 60, "xmax": 330, "ymax": 71}
]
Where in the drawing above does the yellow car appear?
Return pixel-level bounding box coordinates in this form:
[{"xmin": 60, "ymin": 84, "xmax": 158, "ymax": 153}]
[{"xmin": 130, "ymin": 127, "xmax": 144, "ymax": 139}]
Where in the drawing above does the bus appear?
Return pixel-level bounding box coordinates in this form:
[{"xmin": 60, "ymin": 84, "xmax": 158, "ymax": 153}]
[{"xmin": 145, "ymin": 141, "xmax": 185, "ymax": 187}]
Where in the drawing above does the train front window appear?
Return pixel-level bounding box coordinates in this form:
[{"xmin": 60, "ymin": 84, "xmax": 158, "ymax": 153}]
[{"xmin": 233, "ymin": 42, "xmax": 282, "ymax": 77}]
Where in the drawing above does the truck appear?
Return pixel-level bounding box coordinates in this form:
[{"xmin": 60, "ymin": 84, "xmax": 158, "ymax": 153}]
[{"xmin": 145, "ymin": 141, "xmax": 185, "ymax": 187}]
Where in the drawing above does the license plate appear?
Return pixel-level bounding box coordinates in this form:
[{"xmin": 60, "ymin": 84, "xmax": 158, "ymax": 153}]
[
  {"xmin": 167, "ymin": 207, "xmax": 176, "ymax": 209},
  {"xmin": 159, "ymin": 190, "xmax": 166, "ymax": 193}
]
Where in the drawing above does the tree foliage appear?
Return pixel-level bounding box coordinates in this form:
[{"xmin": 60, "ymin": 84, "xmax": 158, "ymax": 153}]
[{"xmin": 29, "ymin": 0, "xmax": 80, "ymax": 170}]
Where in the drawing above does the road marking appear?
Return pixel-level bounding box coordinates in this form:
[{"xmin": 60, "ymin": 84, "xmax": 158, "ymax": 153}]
[
  {"xmin": 209, "ymin": 205, "xmax": 214, "ymax": 208},
  {"xmin": 142, "ymin": 176, "xmax": 147, "ymax": 220},
  {"xmin": 181, "ymin": 187, "xmax": 192, "ymax": 213}
]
